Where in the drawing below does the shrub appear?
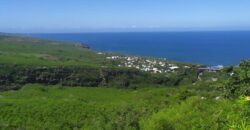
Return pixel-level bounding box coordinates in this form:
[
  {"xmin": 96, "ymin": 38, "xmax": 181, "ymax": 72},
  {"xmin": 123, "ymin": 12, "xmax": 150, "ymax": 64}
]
[{"xmin": 140, "ymin": 96, "xmax": 249, "ymax": 130}]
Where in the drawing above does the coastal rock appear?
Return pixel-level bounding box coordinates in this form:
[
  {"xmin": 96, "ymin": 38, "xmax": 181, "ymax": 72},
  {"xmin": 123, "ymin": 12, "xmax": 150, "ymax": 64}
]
[{"xmin": 74, "ymin": 43, "xmax": 90, "ymax": 49}]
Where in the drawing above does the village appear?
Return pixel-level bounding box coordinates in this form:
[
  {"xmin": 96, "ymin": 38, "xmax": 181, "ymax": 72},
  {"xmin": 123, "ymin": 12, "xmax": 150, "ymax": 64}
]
[
  {"xmin": 105, "ymin": 55, "xmax": 192, "ymax": 73},
  {"xmin": 104, "ymin": 54, "xmax": 226, "ymax": 79}
]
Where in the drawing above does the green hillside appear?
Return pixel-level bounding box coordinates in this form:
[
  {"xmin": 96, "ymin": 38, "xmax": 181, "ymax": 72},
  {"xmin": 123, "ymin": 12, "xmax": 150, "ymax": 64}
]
[
  {"xmin": 0, "ymin": 35, "xmax": 107, "ymax": 66},
  {"xmin": 0, "ymin": 35, "xmax": 249, "ymax": 130},
  {"xmin": 0, "ymin": 35, "xmax": 201, "ymax": 90}
]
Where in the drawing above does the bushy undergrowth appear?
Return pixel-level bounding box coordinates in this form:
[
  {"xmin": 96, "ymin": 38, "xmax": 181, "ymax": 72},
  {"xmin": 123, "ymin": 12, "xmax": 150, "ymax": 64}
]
[
  {"xmin": 224, "ymin": 60, "xmax": 250, "ymax": 98},
  {"xmin": 0, "ymin": 35, "xmax": 249, "ymax": 130},
  {"xmin": 140, "ymin": 96, "xmax": 250, "ymax": 130},
  {"xmin": 0, "ymin": 84, "xmax": 176, "ymax": 130},
  {"xmin": 0, "ymin": 84, "xmax": 249, "ymax": 130}
]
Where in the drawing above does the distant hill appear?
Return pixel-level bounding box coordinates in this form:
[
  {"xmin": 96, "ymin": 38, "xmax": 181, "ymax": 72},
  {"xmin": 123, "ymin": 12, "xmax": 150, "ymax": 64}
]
[
  {"xmin": 0, "ymin": 34, "xmax": 249, "ymax": 130},
  {"xmin": 0, "ymin": 34, "xmax": 200, "ymax": 90}
]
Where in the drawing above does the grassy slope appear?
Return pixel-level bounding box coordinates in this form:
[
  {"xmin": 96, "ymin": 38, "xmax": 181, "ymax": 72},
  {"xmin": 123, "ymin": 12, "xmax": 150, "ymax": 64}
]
[
  {"xmin": 0, "ymin": 84, "xmax": 248, "ymax": 130},
  {"xmin": 0, "ymin": 84, "xmax": 177, "ymax": 129},
  {"xmin": 0, "ymin": 35, "xmax": 249, "ymax": 130},
  {"xmin": 0, "ymin": 35, "xmax": 202, "ymax": 89},
  {"xmin": 0, "ymin": 35, "xmax": 196, "ymax": 67},
  {"xmin": 0, "ymin": 36, "xmax": 108, "ymax": 67}
]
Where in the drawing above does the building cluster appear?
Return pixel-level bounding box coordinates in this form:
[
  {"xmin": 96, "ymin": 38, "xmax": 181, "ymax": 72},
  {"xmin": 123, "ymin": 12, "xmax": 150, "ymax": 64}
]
[
  {"xmin": 198, "ymin": 65, "xmax": 224, "ymax": 72},
  {"xmin": 106, "ymin": 55, "xmax": 185, "ymax": 73}
]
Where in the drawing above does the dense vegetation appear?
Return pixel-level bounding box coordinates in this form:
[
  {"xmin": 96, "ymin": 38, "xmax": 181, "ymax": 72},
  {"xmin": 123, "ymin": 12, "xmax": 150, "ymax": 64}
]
[
  {"xmin": 0, "ymin": 82, "xmax": 249, "ymax": 130},
  {"xmin": 223, "ymin": 60, "xmax": 250, "ymax": 98},
  {"xmin": 0, "ymin": 35, "xmax": 199, "ymax": 89},
  {"xmin": 0, "ymin": 35, "xmax": 249, "ymax": 130}
]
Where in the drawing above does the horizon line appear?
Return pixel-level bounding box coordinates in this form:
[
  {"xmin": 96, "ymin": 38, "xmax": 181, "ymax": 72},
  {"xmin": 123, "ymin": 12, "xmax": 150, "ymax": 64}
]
[{"xmin": 2, "ymin": 29, "xmax": 250, "ymax": 34}]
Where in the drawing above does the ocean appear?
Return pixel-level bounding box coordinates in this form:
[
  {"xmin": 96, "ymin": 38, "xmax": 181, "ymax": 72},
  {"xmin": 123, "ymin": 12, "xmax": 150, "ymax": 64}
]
[{"xmin": 28, "ymin": 31, "xmax": 250, "ymax": 66}]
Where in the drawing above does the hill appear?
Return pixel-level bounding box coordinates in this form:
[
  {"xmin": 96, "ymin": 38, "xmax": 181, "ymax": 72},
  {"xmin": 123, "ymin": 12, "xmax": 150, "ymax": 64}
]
[
  {"xmin": 0, "ymin": 35, "xmax": 249, "ymax": 130},
  {"xmin": 0, "ymin": 35, "xmax": 202, "ymax": 90}
]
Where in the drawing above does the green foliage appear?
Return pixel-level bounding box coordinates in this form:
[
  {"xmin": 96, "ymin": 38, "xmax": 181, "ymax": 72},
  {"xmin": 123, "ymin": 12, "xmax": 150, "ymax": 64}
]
[
  {"xmin": 226, "ymin": 96, "xmax": 250, "ymax": 130},
  {"xmin": 222, "ymin": 66, "xmax": 234, "ymax": 73},
  {"xmin": 0, "ymin": 84, "xmax": 177, "ymax": 130},
  {"xmin": 0, "ymin": 35, "xmax": 249, "ymax": 130},
  {"xmin": 0, "ymin": 84, "xmax": 248, "ymax": 130},
  {"xmin": 224, "ymin": 60, "xmax": 250, "ymax": 98},
  {"xmin": 0, "ymin": 35, "xmax": 200, "ymax": 89},
  {"xmin": 140, "ymin": 96, "xmax": 250, "ymax": 130},
  {"xmin": 0, "ymin": 35, "xmax": 108, "ymax": 67},
  {"xmin": 0, "ymin": 63, "xmax": 200, "ymax": 89}
]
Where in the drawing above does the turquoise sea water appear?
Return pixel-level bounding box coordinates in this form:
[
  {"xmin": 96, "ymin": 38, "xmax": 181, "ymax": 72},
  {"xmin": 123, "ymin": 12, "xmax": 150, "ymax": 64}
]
[{"xmin": 29, "ymin": 31, "xmax": 250, "ymax": 66}]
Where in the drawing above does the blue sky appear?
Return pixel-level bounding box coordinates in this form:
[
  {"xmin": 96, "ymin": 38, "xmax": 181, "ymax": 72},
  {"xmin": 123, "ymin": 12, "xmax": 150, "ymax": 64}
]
[{"xmin": 0, "ymin": 0, "xmax": 250, "ymax": 33}]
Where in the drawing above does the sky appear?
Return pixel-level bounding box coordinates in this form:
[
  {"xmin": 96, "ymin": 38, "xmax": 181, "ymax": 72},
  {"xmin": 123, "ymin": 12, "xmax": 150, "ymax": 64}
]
[{"xmin": 0, "ymin": 0, "xmax": 250, "ymax": 33}]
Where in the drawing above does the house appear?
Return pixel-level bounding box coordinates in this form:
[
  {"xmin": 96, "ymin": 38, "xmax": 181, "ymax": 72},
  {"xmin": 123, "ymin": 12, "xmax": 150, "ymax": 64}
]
[
  {"xmin": 169, "ymin": 66, "xmax": 179, "ymax": 70},
  {"xmin": 198, "ymin": 65, "xmax": 223, "ymax": 72}
]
